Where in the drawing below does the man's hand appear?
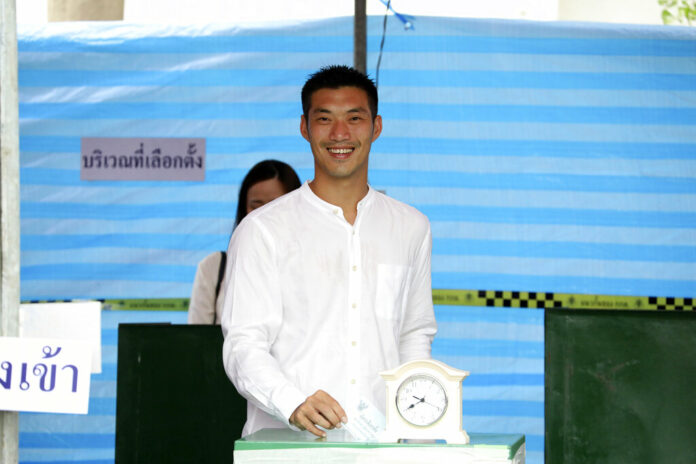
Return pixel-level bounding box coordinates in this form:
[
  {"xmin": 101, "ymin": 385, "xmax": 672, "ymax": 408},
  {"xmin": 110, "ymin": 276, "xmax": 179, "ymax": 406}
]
[{"xmin": 289, "ymin": 390, "xmax": 347, "ymax": 438}]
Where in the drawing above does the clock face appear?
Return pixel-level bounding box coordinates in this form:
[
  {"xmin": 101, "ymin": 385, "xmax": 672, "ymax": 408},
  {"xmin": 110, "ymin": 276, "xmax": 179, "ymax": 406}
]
[{"xmin": 395, "ymin": 374, "xmax": 448, "ymax": 427}]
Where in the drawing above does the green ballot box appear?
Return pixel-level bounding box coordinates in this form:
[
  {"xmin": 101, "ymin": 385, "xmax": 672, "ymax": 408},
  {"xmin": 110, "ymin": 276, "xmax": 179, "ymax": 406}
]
[
  {"xmin": 115, "ymin": 324, "xmax": 247, "ymax": 463},
  {"xmin": 545, "ymin": 309, "xmax": 696, "ymax": 463},
  {"xmin": 234, "ymin": 428, "xmax": 525, "ymax": 463}
]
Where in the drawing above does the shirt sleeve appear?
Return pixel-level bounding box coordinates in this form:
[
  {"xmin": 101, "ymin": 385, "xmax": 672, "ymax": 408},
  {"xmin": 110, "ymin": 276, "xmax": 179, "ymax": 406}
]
[
  {"xmin": 187, "ymin": 253, "xmax": 218, "ymax": 324},
  {"xmin": 398, "ymin": 219, "xmax": 437, "ymax": 362},
  {"xmin": 220, "ymin": 218, "xmax": 307, "ymax": 426}
]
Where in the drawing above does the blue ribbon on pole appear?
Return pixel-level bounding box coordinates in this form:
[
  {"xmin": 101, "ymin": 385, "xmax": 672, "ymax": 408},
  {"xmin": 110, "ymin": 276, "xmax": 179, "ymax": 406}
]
[{"xmin": 378, "ymin": 0, "xmax": 415, "ymax": 30}]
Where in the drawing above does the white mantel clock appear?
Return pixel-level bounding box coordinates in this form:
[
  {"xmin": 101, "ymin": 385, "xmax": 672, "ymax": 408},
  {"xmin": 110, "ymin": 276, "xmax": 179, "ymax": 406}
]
[{"xmin": 379, "ymin": 359, "xmax": 470, "ymax": 444}]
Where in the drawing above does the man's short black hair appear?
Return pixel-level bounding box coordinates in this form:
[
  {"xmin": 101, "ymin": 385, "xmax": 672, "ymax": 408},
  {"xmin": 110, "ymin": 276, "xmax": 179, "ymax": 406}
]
[{"xmin": 301, "ymin": 65, "xmax": 378, "ymax": 120}]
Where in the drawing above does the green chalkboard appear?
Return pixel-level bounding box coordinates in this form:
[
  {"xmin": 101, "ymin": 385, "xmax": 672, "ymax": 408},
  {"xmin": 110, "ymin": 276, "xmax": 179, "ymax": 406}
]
[
  {"xmin": 116, "ymin": 324, "xmax": 246, "ymax": 463},
  {"xmin": 545, "ymin": 309, "xmax": 696, "ymax": 464}
]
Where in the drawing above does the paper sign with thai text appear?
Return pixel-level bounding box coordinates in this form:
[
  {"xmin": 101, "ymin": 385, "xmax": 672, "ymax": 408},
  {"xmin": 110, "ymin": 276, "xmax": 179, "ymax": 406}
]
[
  {"xmin": 81, "ymin": 137, "xmax": 205, "ymax": 181},
  {"xmin": 20, "ymin": 301, "xmax": 102, "ymax": 374},
  {"xmin": 0, "ymin": 337, "xmax": 92, "ymax": 414}
]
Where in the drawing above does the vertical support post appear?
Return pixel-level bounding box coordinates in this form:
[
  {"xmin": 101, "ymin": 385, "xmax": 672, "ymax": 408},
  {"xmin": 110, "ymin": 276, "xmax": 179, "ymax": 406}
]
[
  {"xmin": 354, "ymin": 0, "xmax": 367, "ymax": 73},
  {"xmin": 0, "ymin": 0, "xmax": 21, "ymax": 461}
]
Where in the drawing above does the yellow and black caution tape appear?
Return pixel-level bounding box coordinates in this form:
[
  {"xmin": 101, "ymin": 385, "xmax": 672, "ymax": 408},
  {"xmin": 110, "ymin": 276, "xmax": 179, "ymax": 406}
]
[
  {"xmin": 432, "ymin": 289, "xmax": 695, "ymax": 311},
  {"xmin": 101, "ymin": 298, "xmax": 190, "ymax": 311},
  {"xmin": 22, "ymin": 298, "xmax": 190, "ymax": 311},
  {"xmin": 23, "ymin": 291, "xmax": 695, "ymax": 311}
]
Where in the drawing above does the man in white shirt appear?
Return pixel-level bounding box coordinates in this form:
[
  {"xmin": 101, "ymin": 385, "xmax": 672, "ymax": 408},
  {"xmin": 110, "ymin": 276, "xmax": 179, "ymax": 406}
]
[{"xmin": 221, "ymin": 65, "xmax": 437, "ymax": 438}]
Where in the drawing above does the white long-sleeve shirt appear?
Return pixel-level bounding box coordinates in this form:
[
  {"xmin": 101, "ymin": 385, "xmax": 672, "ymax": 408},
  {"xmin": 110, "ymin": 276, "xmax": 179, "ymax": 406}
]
[{"xmin": 221, "ymin": 181, "xmax": 437, "ymax": 437}]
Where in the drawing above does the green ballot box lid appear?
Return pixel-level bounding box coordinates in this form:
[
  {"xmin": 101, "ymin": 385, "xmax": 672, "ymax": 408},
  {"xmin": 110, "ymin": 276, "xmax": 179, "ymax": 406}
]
[{"xmin": 235, "ymin": 428, "xmax": 525, "ymax": 463}]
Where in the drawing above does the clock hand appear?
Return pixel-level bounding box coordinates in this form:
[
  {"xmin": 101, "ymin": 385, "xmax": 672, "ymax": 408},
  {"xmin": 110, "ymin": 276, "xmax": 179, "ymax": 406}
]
[
  {"xmin": 421, "ymin": 399, "xmax": 442, "ymax": 410},
  {"xmin": 412, "ymin": 393, "xmax": 442, "ymax": 410},
  {"xmin": 404, "ymin": 396, "xmax": 424, "ymax": 410}
]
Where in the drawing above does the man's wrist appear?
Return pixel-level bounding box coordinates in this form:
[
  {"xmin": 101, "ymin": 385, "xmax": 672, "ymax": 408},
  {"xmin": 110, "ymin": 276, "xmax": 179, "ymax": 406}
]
[{"xmin": 271, "ymin": 383, "xmax": 307, "ymax": 426}]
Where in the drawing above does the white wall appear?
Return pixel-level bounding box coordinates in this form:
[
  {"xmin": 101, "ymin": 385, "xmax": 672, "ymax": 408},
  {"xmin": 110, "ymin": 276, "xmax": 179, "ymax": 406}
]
[
  {"xmin": 558, "ymin": 0, "xmax": 662, "ymax": 24},
  {"xmin": 121, "ymin": 0, "xmax": 558, "ymax": 23},
  {"xmin": 124, "ymin": 0, "xmax": 558, "ymax": 22},
  {"xmin": 17, "ymin": 0, "xmax": 667, "ymax": 25},
  {"xmin": 17, "ymin": 0, "xmax": 48, "ymax": 23}
]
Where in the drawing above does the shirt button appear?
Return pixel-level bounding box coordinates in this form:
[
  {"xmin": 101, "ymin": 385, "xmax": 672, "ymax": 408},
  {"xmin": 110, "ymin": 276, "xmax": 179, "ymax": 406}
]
[
  {"xmin": 333, "ymin": 209, "xmax": 339, "ymax": 215},
  {"xmin": 352, "ymin": 265, "xmax": 357, "ymax": 271},
  {"xmin": 351, "ymin": 379, "xmax": 356, "ymax": 384},
  {"xmin": 352, "ymin": 303, "xmax": 357, "ymax": 309},
  {"xmin": 352, "ymin": 341, "xmax": 357, "ymax": 346}
]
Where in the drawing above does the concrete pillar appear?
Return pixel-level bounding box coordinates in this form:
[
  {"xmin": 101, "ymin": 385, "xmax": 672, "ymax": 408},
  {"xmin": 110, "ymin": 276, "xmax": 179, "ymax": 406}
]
[
  {"xmin": 0, "ymin": 0, "xmax": 20, "ymax": 459},
  {"xmin": 48, "ymin": 0, "xmax": 123, "ymax": 21}
]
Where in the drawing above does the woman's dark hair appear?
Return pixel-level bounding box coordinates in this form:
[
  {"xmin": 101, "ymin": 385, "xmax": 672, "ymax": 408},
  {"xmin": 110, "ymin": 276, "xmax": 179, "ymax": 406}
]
[{"xmin": 235, "ymin": 159, "xmax": 301, "ymax": 227}]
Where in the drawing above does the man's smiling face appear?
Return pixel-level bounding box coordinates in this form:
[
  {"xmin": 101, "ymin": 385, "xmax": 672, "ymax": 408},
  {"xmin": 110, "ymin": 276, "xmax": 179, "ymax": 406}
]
[{"xmin": 301, "ymin": 86, "xmax": 382, "ymax": 184}]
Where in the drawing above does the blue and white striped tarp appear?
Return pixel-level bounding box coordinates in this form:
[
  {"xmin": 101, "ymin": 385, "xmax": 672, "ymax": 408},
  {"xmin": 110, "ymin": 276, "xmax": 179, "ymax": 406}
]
[{"xmin": 17, "ymin": 15, "xmax": 696, "ymax": 464}]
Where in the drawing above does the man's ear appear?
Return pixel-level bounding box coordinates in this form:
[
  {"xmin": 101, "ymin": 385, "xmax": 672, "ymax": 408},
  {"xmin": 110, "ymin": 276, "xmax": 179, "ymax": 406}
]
[
  {"xmin": 371, "ymin": 115, "xmax": 383, "ymax": 142},
  {"xmin": 300, "ymin": 115, "xmax": 310, "ymax": 142}
]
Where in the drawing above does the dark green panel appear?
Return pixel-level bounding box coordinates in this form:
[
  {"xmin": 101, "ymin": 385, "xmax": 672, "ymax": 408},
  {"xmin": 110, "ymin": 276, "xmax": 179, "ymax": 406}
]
[
  {"xmin": 116, "ymin": 324, "xmax": 246, "ymax": 463},
  {"xmin": 545, "ymin": 309, "xmax": 696, "ymax": 464}
]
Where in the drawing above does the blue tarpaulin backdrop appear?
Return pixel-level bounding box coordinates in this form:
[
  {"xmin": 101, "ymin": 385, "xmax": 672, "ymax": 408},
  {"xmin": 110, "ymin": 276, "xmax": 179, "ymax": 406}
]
[{"xmin": 17, "ymin": 15, "xmax": 696, "ymax": 464}]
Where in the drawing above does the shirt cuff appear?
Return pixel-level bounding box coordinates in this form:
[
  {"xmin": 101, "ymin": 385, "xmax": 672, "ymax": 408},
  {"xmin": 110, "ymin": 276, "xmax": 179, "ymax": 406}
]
[
  {"xmin": 271, "ymin": 382, "xmax": 308, "ymax": 427},
  {"xmin": 399, "ymin": 342, "xmax": 433, "ymax": 364}
]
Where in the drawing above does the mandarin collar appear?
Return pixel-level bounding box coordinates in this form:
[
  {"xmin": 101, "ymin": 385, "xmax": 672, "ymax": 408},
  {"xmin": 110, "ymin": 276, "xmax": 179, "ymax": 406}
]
[{"xmin": 300, "ymin": 181, "xmax": 375, "ymax": 215}]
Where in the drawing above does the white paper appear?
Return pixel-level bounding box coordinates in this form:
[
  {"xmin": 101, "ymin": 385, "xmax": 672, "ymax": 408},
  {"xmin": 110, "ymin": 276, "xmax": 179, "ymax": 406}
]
[
  {"xmin": 20, "ymin": 301, "xmax": 102, "ymax": 373},
  {"xmin": 0, "ymin": 336, "xmax": 92, "ymax": 414},
  {"xmin": 344, "ymin": 396, "xmax": 386, "ymax": 442}
]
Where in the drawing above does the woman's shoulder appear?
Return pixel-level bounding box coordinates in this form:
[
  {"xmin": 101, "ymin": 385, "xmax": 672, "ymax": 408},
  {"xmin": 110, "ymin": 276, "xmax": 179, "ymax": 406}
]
[{"xmin": 197, "ymin": 251, "xmax": 224, "ymax": 274}]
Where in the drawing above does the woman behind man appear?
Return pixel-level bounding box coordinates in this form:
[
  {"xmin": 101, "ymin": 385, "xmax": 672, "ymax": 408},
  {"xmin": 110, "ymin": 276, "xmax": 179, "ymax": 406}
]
[{"xmin": 187, "ymin": 159, "xmax": 301, "ymax": 324}]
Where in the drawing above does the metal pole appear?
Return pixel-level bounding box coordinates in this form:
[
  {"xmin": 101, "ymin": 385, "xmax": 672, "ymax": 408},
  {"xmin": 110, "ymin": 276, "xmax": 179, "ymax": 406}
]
[
  {"xmin": 0, "ymin": 0, "xmax": 21, "ymax": 460},
  {"xmin": 354, "ymin": 0, "xmax": 366, "ymax": 73}
]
